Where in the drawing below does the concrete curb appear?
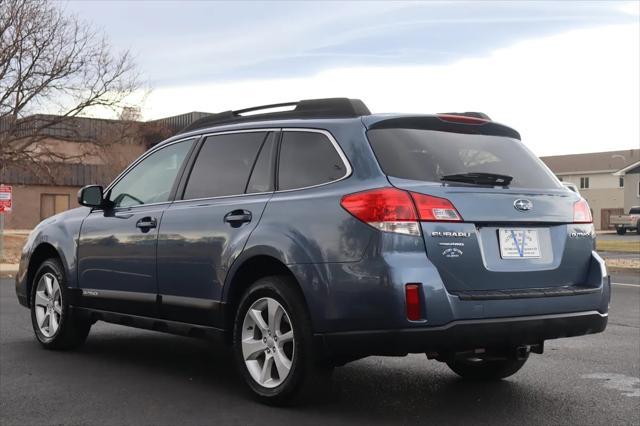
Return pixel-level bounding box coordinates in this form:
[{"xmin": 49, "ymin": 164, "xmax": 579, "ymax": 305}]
[
  {"xmin": 1, "ymin": 264, "xmax": 18, "ymax": 278},
  {"xmin": 1, "ymin": 263, "xmax": 18, "ymax": 272}
]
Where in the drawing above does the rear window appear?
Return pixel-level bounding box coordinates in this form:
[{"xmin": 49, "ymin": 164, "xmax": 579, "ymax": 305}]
[
  {"xmin": 367, "ymin": 128, "xmax": 560, "ymax": 189},
  {"xmin": 630, "ymin": 207, "xmax": 640, "ymax": 215}
]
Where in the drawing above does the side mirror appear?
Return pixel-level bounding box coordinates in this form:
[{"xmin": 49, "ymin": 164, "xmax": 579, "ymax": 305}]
[{"xmin": 78, "ymin": 185, "xmax": 104, "ymax": 208}]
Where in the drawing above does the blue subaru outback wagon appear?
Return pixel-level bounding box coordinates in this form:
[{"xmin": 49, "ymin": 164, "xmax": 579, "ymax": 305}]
[{"xmin": 16, "ymin": 98, "xmax": 609, "ymax": 404}]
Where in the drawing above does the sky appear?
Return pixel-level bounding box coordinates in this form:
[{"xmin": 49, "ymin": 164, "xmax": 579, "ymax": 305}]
[{"xmin": 64, "ymin": 0, "xmax": 640, "ymax": 156}]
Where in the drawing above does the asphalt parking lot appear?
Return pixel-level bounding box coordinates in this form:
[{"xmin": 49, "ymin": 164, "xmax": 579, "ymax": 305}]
[{"xmin": 1, "ymin": 276, "xmax": 638, "ymax": 426}]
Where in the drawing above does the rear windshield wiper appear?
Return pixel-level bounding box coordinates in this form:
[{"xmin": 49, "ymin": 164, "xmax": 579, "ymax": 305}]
[{"xmin": 440, "ymin": 172, "xmax": 513, "ymax": 186}]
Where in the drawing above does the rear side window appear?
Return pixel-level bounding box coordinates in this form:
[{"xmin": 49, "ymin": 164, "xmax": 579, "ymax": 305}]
[
  {"xmin": 630, "ymin": 207, "xmax": 640, "ymax": 215},
  {"xmin": 278, "ymin": 131, "xmax": 347, "ymax": 191},
  {"xmin": 183, "ymin": 132, "xmax": 267, "ymax": 199},
  {"xmin": 367, "ymin": 128, "xmax": 560, "ymax": 189}
]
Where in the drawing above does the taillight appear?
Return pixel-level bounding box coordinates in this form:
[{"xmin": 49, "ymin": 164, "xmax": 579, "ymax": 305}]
[
  {"xmin": 340, "ymin": 187, "xmax": 463, "ymax": 235},
  {"xmin": 573, "ymin": 198, "xmax": 593, "ymax": 223},
  {"xmin": 410, "ymin": 192, "xmax": 462, "ymax": 222},
  {"xmin": 340, "ymin": 188, "xmax": 419, "ymax": 236},
  {"xmin": 405, "ymin": 284, "xmax": 422, "ymax": 321}
]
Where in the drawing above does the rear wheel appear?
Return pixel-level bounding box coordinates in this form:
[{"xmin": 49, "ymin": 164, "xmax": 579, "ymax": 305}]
[
  {"xmin": 636, "ymin": 221, "xmax": 640, "ymax": 235},
  {"xmin": 233, "ymin": 275, "xmax": 332, "ymax": 405},
  {"xmin": 616, "ymin": 227, "xmax": 626, "ymax": 235},
  {"xmin": 446, "ymin": 353, "xmax": 528, "ymax": 380},
  {"xmin": 30, "ymin": 259, "xmax": 91, "ymax": 350}
]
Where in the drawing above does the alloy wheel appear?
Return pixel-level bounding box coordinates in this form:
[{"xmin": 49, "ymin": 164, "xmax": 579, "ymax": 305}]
[
  {"xmin": 34, "ymin": 273, "xmax": 62, "ymax": 338},
  {"xmin": 241, "ymin": 297, "xmax": 295, "ymax": 388}
]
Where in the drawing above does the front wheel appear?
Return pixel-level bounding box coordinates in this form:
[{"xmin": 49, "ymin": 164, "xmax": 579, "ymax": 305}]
[
  {"xmin": 446, "ymin": 353, "xmax": 528, "ymax": 380},
  {"xmin": 30, "ymin": 259, "xmax": 91, "ymax": 350},
  {"xmin": 232, "ymin": 275, "xmax": 332, "ymax": 405}
]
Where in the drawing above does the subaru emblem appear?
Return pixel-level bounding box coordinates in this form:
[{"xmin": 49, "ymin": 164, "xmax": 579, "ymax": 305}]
[{"xmin": 514, "ymin": 199, "xmax": 533, "ymax": 212}]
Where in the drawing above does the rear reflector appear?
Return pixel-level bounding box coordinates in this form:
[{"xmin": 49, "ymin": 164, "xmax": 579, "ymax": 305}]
[
  {"xmin": 573, "ymin": 198, "xmax": 593, "ymax": 223},
  {"xmin": 405, "ymin": 284, "xmax": 422, "ymax": 321},
  {"xmin": 340, "ymin": 188, "xmax": 463, "ymax": 236}
]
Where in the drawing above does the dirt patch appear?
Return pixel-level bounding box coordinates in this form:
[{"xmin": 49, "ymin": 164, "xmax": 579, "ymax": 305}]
[{"xmin": 1, "ymin": 233, "xmax": 28, "ymax": 264}]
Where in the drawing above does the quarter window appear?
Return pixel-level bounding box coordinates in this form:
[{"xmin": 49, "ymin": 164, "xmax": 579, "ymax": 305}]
[
  {"xmin": 108, "ymin": 139, "xmax": 194, "ymax": 208},
  {"xmin": 183, "ymin": 132, "xmax": 267, "ymax": 199},
  {"xmin": 278, "ymin": 131, "xmax": 347, "ymax": 191}
]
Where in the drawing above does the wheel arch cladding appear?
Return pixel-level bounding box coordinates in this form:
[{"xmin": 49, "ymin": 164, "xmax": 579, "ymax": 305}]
[
  {"xmin": 26, "ymin": 243, "xmax": 63, "ymax": 307},
  {"xmin": 223, "ymin": 254, "xmax": 312, "ymax": 335}
]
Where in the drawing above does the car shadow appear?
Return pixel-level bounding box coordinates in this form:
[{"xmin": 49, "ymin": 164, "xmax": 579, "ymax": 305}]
[{"xmin": 66, "ymin": 325, "xmax": 543, "ymax": 424}]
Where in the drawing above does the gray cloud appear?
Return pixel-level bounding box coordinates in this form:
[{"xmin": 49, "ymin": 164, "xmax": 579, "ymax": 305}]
[{"xmin": 65, "ymin": 1, "xmax": 637, "ymax": 85}]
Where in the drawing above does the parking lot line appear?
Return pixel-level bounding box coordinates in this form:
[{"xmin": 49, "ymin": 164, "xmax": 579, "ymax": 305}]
[{"xmin": 612, "ymin": 282, "xmax": 640, "ymax": 288}]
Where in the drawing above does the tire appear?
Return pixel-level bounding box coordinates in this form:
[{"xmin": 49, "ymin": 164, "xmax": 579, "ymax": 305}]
[
  {"xmin": 636, "ymin": 221, "xmax": 640, "ymax": 235},
  {"xmin": 30, "ymin": 258, "xmax": 91, "ymax": 350},
  {"xmin": 446, "ymin": 353, "xmax": 528, "ymax": 381},
  {"xmin": 232, "ymin": 275, "xmax": 332, "ymax": 405},
  {"xmin": 616, "ymin": 227, "xmax": 626, "ymax": 235}
]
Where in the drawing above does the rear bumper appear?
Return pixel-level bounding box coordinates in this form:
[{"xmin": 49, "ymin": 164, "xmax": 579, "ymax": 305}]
[{"xmin": 316, "ymin": 310, "xmax": 608, "ymax": 359}]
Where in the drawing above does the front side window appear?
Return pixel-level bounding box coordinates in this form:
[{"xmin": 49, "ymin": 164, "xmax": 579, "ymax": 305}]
[
  {"xmin": 108, "ymin": 139, "xmax": 194, "ymax": 208},
  {"xmin": 278, "ymin": 131, "xmax": 347, "ymax": 191},
  {"xmin": 183, "ymin": 132, "xmax": 267, "ymax": 199},
  {"xmin": 367, "ymin": 128, "xmax": 561, "ymax": 189}
]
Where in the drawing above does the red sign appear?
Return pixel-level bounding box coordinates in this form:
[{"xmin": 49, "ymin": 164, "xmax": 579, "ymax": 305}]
[{"xmin": 0, "ymin": 185, "xmax": 12, "ymax": 214}]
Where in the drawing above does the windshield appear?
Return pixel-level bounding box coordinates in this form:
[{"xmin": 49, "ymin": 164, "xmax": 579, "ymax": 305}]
[{"xmin": 367, "ymin": 128, "xmax": 561, "ymax": 189}]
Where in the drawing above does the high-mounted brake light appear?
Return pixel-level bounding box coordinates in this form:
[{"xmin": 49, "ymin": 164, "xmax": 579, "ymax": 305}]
[
  {"xmin": 340, "ymin": 188, "xmax": 463, "ymax": 236},
  {"xmin": 436, "ymin": 114, "xmax": 489, "ymax": 125},
  {"xmin": 573, "ymin": 199, "xmax": 593, "ymax": 223}
]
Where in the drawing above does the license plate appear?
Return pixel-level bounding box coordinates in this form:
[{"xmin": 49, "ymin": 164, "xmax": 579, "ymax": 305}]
[{"xmin": 498, "ymin": 229, "xmax": 541, "ymax": 259}]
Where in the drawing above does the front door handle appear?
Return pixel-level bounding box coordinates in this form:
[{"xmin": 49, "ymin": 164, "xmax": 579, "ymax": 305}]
[
  {"xmin": 224, "ymin": 210, "xmax": 252, "ymax": 225},
  {"xmin": 136, "ymin": 217, "xmax": 157, "ymax": 230}
]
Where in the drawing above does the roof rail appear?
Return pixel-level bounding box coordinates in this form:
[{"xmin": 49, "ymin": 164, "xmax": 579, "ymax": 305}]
[{"xmin": 180, "ymin": 98, "xmax": 371, "ymax": 133}]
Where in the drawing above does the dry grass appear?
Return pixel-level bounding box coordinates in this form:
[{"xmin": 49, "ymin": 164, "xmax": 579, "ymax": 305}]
[
  {"xmin": 1, "ymin": 233, "xmax": 27, "ymax": 264},
  {"xmin": 596, "ymin": 239, "xmax": 640, "ymax": 254}
]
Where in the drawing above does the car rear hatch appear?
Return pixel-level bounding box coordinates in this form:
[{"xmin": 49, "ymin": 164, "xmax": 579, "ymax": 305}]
[{"xmin": 365, "ymin": 115, "xmax": 596, "ymax": 294}]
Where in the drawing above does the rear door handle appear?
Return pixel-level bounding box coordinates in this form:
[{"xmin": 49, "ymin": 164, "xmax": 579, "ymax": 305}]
[
  {"xmin": 136, "ymin": 217, "xmax": 157, "ymax": 229},
  {"xmin": 224, "ymin": 210, "xmax": 252, "ymax": 224}
]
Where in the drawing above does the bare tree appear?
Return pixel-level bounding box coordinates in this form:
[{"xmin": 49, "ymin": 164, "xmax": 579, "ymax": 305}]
[{"xmin": 0, "ymin": 0, "xmax": 141, "ymax": 181}]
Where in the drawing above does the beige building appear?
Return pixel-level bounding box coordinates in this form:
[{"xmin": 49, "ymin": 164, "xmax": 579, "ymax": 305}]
[
  {"xmin": 541, "ymin": 149, "xmax": 640, "ymax": 230},
  {"xmin": 614, "ymin": 160, "xmax": 640, "ymax": 212},
  {"xmin": 1, "ymin": 112, "xmax": 210, "ymax": 229}
]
